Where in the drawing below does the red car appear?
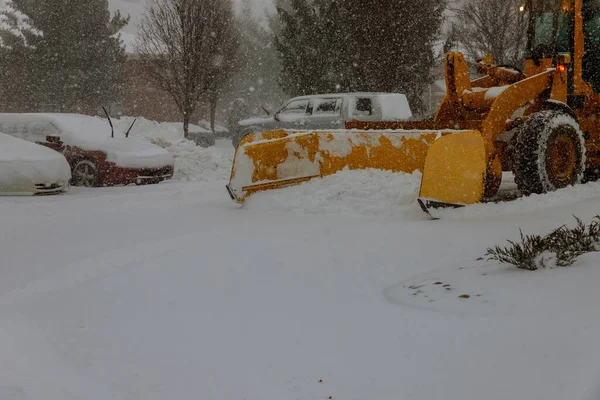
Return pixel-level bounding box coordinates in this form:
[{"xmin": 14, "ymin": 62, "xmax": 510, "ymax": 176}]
[{"xmin": 0, "ymin": 113, "xmax": 174, "ymax": 187}]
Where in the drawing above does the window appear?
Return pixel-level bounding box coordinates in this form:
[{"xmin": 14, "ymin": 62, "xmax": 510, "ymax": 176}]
[
  {"xmin": 532, "ymin": 12, "xmax": 571, "ymax": 53},
  {"xmin": 278, "ymin": 99, "xmax": 309, "ymax": 115},
  {"xmin": 310, "ymin": 98, "xmax": 341, "ymax": 116},
  {"xmin": 354, "ymin": 98, "xmax": 373, "ymax": 116}
]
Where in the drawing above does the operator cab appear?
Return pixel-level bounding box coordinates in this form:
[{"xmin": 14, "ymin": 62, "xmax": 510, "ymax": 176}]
[
  {"xmin": 525, "ymin": 0, "xmax": 573, "ymax": 63},
  {"xmin": 523, "ymin": 0, "xmax": 600, "ymax": 92}
]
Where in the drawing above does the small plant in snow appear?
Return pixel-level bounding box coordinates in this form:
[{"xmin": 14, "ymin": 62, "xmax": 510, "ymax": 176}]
[{"xmin": 484, "ymin": 215, "xmax": 600, "ymax": 270}]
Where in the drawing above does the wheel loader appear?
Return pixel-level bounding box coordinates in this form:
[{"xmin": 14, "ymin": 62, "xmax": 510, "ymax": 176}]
[{"xmin": 226, "ymin": 0, "xmax": 600, "ymax": 217}]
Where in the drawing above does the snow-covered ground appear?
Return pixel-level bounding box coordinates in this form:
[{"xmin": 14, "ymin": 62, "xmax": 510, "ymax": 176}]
[{"xmin": 3, "ymin": 129, "xmax": 600, "ymax": 400}]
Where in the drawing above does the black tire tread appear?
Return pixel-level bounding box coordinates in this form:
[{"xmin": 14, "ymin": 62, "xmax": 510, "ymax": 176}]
[{"xmin": 511, "ymin": 110, "xmax": 585, "ymax": 195}]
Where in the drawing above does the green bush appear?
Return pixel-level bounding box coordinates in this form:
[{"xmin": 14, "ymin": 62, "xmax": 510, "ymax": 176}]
[{"xmin": 485, "ymin": 215, "xmax": 600, "ymax": 270}]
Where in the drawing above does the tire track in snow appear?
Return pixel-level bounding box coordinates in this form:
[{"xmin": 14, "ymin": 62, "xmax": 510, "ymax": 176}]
[
  {"xmin": 0, "ymin": 233, "xmax": 192, "ymax": 310},
  {"xmin": 434, "ymin": 180, "xmax": 600, "ymax": 220},
  {"xmin": 0, "ymin": 321, "xmax": 115, "ymax": 400}
]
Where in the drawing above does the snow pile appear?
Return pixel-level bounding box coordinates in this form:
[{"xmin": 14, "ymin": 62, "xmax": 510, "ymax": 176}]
[
  {"xmin": 113, "ymin": 116, "xmax": 208, "ymax": 143},
  {"xmin": 244, "ymin": 168, "xmax": 423, "ymax": 216},
  {"xmin": 168, "ymin": 140, "xmax": 234, "ymax": 182},
  {"xmin": 437, "ymin": 180, "xmax": 600, "ymax": 220},
  {"xmin": 113, "ymin": 116, "xmax": 227, "ymax": 144},
  {"xmin": 111, "ymin": 116, "xmax": 234, "ymax": 182},
  {"xmin": 228, "ymin": 128, "xmax": 443, "ymax": 202}
]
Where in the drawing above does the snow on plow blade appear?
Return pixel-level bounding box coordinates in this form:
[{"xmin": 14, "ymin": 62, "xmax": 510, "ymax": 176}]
[
  {"xmin": 418, "ymin": 130, "xmax": 489, "ymax": 214},
  {"xmin": 226, "ymin": 128, "xmax": 478, "ymax": 203}
]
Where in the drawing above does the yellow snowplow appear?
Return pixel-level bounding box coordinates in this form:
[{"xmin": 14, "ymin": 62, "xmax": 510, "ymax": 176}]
[{"xmin": 227, "ymin": 0, "xmax": 600, "ymax": 216}]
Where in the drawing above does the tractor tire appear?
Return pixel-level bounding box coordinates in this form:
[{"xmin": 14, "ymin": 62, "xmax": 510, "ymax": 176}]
[{"xmin": 511, "ymin": 110, "xmax": 586, "ymax": 196}]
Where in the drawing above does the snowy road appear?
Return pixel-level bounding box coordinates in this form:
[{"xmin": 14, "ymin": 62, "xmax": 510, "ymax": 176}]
[{"xmin": 3, "ymin": 169, "xmax": 600, "ymax": 399}]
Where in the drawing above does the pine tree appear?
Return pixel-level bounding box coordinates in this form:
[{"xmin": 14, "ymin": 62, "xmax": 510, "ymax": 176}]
[
  {"xmin": 339, "ymin": 0, "xmax": 447, "ymax": 114},
  {"xmin": 218, "ymin": 0, "xmax": 286, "ymax": 128},
  {"xmin": 0, "ymin": 0, "xmax": 39, "ymax": 48},
  {"xmin": 0, "ymin": 0, "xmax": 41, "ymax": 110},
  {"xmin": 274, "ymin": 0, "xmax": 447, "ymax": 114},
  {"xmin": 7, "ymin": 0, "xmax": 129, "ymax": 113},
  {"xmin": 274, "ymin": 0, "xmax": 336, "ymax": 96}
]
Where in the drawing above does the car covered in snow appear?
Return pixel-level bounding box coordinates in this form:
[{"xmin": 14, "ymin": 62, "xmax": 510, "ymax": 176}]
[
  {"xmin": 0, "ymin": 113, "xmax": 175, "ymax": 187},
  {"xmin": 113, "ymin": 117, "xmax": 218, "ymax": 148},
  {"xmin": 231, "ymin": 92, "xmax": 413, "ymax": 148},
  {"xmin": 184, "ymin": 125, "xmax": 216, "ymax": 148},
  {"xmin": 0, "ymin": 132, "xmax": 71, "ymax": 195}
]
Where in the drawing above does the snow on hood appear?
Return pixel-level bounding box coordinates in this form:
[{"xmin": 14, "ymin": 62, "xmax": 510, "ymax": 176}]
[
  {"xmin": 93, "ymin": 135, "xmax": 175, "ymax": 169},
  {"xmin": 0, "ymin": 132, "xmax": 71, "ymax": 185},
  {"xmin": 0, "ymin": 113, "xmax": 174, "ymax": 169},
  {"xmin": 112, "ymin": 116, "xmax": 210, "ymax": 143},
  {"xmin": 0, "ymin": 131, "xmax": 62, "ymax": 162},
  {"xmin": 111, "ymin": 117, "xmax": 222, "ymax": 145}
]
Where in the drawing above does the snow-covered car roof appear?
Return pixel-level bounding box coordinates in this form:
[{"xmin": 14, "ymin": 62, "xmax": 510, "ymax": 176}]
[
  {"xmin": 0, "ymin": 113, "xmax": 174, "ymax": 169},
  {"xmin": 0, "ymin": 132, "xmax": 71, "ymax": 194}
]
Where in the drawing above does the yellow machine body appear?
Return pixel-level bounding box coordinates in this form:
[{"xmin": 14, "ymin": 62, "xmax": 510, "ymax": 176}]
[{"xmin": 227, "ymin": 0, "xmax": 600, "ymax": 214}]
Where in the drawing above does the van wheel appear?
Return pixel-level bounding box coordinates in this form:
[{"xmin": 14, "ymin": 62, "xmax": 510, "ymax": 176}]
[
  {"xmin": 511, "ymin": 110, "xmax": 585, "ymax": 195},
  {"xmin": 72, "ymin": 160, "xmax": 100, "ymax": 187}
]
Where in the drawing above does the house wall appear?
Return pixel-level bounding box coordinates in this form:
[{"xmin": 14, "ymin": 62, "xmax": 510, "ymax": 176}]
[{"xmin": 122, "ymin": 56, "xmax": 209, "ymax": 123}]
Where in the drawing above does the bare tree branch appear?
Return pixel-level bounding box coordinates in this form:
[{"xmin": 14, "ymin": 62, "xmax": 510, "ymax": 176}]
[
  {"xmin": 451, "ymin": 0, "xmax": 527, "ymax": 67},
  {"xmin": 135, "ymin": 0, "xmax": 239, "ymax": 137}
]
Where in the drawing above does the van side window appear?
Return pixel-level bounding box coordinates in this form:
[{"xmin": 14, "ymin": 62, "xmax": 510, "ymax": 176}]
[
  {"xmin": 311, "ymin": 98, "xmax": 341, "ymax": 116},
  {"xmin": 354, "ymin": 98, "xmax": 373, "ymax": 116}
]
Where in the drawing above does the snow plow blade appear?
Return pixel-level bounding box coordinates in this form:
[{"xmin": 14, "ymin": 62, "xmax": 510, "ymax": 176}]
[
  {"xmin": 227, "ymin": 128, "xmax": 478, "ymax": 203},
  {"xmin": 417, "ymin": 130, "xmax": 489, "ymax": 215}
]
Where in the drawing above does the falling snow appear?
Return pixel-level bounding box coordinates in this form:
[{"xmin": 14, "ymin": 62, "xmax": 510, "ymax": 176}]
[{"xmin": 1, "ymin": 0, "xmax": 600, "ymax": 399}]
